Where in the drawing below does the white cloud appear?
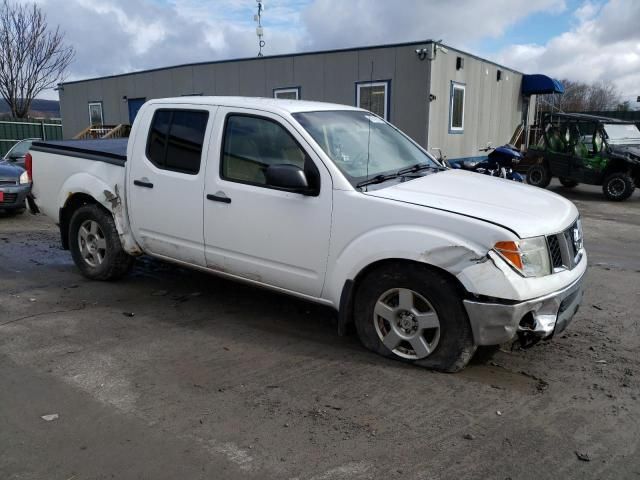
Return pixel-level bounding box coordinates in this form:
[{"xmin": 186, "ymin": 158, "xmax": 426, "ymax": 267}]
[
  {"xmin": 495, "ymin": 0, "xmax": 640, "ymax": 104},
  {"xmin": 300, "ymin": 0, "xmax": 565, "ymax": 51},
  {"xmin": 16, "ymin": 0, "xmax": 639, "ymax": 105}
]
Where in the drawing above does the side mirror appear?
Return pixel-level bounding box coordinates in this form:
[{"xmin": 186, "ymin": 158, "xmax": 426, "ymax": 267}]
[{"xmin": 264, "ymin": 164, "xmax": 312, "ymax": 194}]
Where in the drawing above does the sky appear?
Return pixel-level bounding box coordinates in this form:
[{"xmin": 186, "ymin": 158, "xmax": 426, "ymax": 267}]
[{"xmin": 19, "ymin": 0, "xmax": 640, "ymax": 105}]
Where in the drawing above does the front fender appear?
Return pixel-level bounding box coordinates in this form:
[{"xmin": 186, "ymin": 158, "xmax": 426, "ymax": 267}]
[{"xmin": 323, "ymin": 225, "xmax": 511, "ymax": 305}]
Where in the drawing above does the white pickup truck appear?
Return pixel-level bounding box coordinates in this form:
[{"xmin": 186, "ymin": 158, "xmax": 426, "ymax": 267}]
[{"xmin": 28, "ymin": 97, "xmax": 586, "ymax": 371}]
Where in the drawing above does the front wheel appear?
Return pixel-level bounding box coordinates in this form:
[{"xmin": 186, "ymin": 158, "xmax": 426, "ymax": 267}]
[
  {"xmin": 603, "ymin": 172, "xmax": 635, "ymax": 201},
  {"xmin": 526, "ymin": 163, "xmax": 551, "ymax": 188},
  {"xmin": 354, "ymin": 264, "xmax": 476, "ymax": 372},
  {"xmin": 69, "ymin": 204, "xmax": 134, "ymax": 280}
]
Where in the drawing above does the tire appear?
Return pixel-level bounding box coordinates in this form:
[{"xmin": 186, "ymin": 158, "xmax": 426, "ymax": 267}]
[
  {"xmin": 68, "ymin": 204, "xmax": 134, "ymax": 280},
  {"xmin": 354, "ymin": 263, "xmax": 476, "ymax": 372},
  {"xmin": 526, "ymin": 163, "xmax": 551, "ymax": 188},
  {"xmin": 559, "ymin": 177, "xmax": 579, "ymax": 188},
  {"xmin": 603, "ymin": 172, "xmax": 635, "ymax": 201}
]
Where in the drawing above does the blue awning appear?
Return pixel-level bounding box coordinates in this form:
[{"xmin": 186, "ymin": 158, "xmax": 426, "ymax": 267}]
[{"xmin": 522, "ymin": 74, "xmax": 564, "ymax": 95}]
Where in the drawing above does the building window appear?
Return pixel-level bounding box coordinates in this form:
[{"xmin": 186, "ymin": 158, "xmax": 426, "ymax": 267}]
[
  {"xmin": 449, "ymin": 82, "xmax": 465, "ymax": 133},
  {"xmin": 88, "ymin": 102, "xmax": 103, "ymax": 126},
  {"xmin": 274, "ymin": 87, "xmax": 300, "ymax": 100},
  {"xmin": 356, "ymin": 81, "xmax": 389, "ymax": 120},
  {"xmin": 146, "ymin": 109, "xmax": 209, "ymax": 175}
]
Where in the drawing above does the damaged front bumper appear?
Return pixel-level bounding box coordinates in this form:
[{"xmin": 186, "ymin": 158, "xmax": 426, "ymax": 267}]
[{"xmin": 463, "ymin": 271, "xmax": 586, "ymax": 346}]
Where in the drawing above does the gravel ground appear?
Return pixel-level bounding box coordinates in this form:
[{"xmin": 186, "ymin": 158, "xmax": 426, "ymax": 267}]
[{"xmin": 1, "ymin": 181, "xmax": 639, "ymax": 479}]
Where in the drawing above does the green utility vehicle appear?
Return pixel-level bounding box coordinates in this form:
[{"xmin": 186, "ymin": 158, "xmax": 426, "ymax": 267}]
[{"xmin": 526, "ymin": 113, "xmax": 640, "ymax": 201}]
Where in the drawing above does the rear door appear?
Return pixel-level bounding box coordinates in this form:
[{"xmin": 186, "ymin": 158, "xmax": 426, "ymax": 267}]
[
  {"xmin": 203, "ymin": 107, "xmax": 333, "ymax": 297},
  {"xmin": 127, "ymin": 104, "xmax": 216, "ymax": 266}
]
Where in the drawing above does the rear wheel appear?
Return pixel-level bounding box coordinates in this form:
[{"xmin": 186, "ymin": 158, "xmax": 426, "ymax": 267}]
[
  {"xmin": 526, "ymin": 163, "xmax": 551, "ymax": 188},
  {"xmin": 69, "ymin": 204, "xmax": 134, "ymax": 280},
  {"xmin": 559, "ymin": 177, "xmax": 579, "ymax": 188},
  {"xmin": 354, "ymin": 263, "xmax": 476, "ymax": 372},
  {"xmin": 603, "ymin": 172, "xmax": 635, "ymax": 201}
]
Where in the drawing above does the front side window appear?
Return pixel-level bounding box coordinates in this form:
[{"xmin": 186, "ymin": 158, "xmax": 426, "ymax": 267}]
[
  {"xmin": 357, "ymin": 81, "xmax": 389, "ymax": 119},
  {"xmin": 449, "ymin": 82, "xmax": 465, "ymax": 132},
  {"xmin": 145, "ymin": 109, "xmax": 209, "ymax": 175},
  {"xmin": 274, "ymin": 87, "xmax": 300, "ymax": 100},
  {"xmin": 293, "ymin": 110, "xmax": 438, "ymax": 185},
  {"xmin": 88, "ymin": 102, "xmax": 103, "ymax": 126},
  {"xmin": 221, "ymin": 114, "xmax": 316, "ymax": 188}
]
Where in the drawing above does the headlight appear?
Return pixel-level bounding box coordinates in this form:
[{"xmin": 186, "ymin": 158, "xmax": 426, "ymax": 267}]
[
  {"xmin": 19, "ymin": 171, "xmax": 30, "ymax": 184},
  {"xmin": 494, "ymin": 236, "xmax": 551, "ymax": 277}
]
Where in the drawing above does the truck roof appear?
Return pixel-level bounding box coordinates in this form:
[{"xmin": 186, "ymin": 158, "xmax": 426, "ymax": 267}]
[
  {"xmin": 543, "ymin": 112, "xmax": 635, "ymax": 124},
  {"xmin": 146, "ymin": 96, "xmax": 363, "ymax": 115}
]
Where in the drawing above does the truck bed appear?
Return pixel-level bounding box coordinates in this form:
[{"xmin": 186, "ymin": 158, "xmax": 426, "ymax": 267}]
[{"xmin": 31, "ymin": 138, "xmax": 128, "ymax": 166}]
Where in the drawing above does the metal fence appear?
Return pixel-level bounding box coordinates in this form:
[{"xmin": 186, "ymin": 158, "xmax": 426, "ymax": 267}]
[{"xmin": 0, "ymin": 118, "xmax": 63, "ymax": 156}]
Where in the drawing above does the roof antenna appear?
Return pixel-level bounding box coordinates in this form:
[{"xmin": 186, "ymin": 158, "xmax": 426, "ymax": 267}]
[{"xmin": 254, "ymin": 1, "xmax": 265, "ymax": 57}]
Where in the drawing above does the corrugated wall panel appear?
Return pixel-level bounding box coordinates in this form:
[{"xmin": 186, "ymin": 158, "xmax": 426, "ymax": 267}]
[{"xmin": 427, "ymin": 50, "xmax": 523, "ymax": 160}]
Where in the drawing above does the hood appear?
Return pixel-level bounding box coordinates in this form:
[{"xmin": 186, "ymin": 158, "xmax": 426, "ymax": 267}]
[
  {"xmin": 0, "ymin": 160, "xmax": 25, "ymax": 180},
  {"xmin": 366, "ymin": 169, "xmax": 578, "ymax": 238},
  {"xmin": 609, "ymin": 144, "xmax": 640, "ymax": 161}
]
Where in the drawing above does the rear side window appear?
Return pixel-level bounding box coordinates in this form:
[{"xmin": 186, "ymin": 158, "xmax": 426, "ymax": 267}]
[{"xmin": 146, "ymin": 109, "xmax": 209, "ymax": 174}]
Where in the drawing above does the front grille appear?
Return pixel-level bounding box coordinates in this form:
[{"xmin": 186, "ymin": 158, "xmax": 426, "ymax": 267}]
[
  {"xmin": 0, "ymin": 193, "xmax": 18, "ymax": 204},
  {"xmin": 547, "ymin": 235, "xmax": 563, "ymax": 268},
  {"xmin": 547, "ymin": 219, "xmax": 583, "ymax": 272},
  {"xmin": 0, "ymin": 180, "xmax": 16, "ymax": 186}
]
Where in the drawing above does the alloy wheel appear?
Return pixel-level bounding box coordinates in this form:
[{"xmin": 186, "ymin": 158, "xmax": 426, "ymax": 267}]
[
  {"xmin": 78, "ymin": 219, "xmax": 107, "ymax": 267},
  {"xmin": 373, "ymin": 288, "xmax": 441, "ymax": 360}
]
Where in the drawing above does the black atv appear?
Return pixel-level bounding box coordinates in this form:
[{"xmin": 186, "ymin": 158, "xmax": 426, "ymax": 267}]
[{"xmin": 525, "ymin": 112, "xmax": 640, "ymax": 201}]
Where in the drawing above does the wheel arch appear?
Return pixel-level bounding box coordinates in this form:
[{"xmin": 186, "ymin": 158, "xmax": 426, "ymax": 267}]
[
  {"xmin": 602, "ymin": 157, "xmax": 631, "ymax": 177},
  {"xmin": 59, "ymin": 193, "xmax": 103, "ymax": 250},
  {"xmin": 337, "ymin": 258, "xmax": 471, "ymax": 336},
  {"xmin": 57, "ymin": 173, "xmax": 141, "ymax": 255}
]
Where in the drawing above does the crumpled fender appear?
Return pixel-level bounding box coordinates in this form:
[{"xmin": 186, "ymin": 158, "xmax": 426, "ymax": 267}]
[{"xmin": 322, "ymin": 225, "xmax": 515, "ymax": 305}]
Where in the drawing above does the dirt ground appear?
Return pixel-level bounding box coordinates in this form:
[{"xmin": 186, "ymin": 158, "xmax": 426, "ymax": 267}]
[{"xmin": 1, "ymin": 181, "xmax": 639, "ymax": 480}]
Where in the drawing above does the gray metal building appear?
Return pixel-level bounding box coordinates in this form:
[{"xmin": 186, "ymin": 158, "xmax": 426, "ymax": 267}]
[{"xmin": 58, "ymin": 40, "xmax": 543, "ymax": 161}]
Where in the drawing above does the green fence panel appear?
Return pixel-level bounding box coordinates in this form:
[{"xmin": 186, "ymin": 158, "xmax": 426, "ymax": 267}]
[{"xmin": 0, "ymin": 118, "xmax": 63, "ymax": 156}]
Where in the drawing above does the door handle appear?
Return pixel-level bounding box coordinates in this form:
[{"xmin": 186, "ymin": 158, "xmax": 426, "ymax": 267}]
[
  {"xmin": 134, "ymin": 179, "xmax": 154, "ymax": 188},
  {"xmin": 207, "ymin": 193, "xmax": 231, "ymax": 204}
]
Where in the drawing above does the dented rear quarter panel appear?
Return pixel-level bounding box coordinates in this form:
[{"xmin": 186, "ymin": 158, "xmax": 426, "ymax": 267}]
[{"xmin": 30, "ymin": 151, "xmax": 140, "ymax": 254}]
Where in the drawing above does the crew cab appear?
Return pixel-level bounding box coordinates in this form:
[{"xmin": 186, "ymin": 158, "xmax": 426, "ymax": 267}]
[{"xmin": 28, "ymin": 97, "xmax": 587, "ymax": 371}]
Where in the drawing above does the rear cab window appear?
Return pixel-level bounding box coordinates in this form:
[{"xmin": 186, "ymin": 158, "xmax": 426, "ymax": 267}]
[{"xmin": 146, "ymin": 109, "xmax": 209, "ymax": 175}]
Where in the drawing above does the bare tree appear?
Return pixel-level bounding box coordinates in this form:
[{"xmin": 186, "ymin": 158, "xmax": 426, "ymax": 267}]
[
  {"xmin": 0, "ymin": 0, "xmax": 74, "ymax": 118},
  {"xmin": 540, "ymin": 78, "xmax": 622, "ymax": 113}
]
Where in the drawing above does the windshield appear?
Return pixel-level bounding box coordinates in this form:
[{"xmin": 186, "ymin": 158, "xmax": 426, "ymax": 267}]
[
  {"xmin": 7, "ymin": 140, "xmax": 33, "ymax": 158},
  {"xmin": 292, "ymin": 110, "xmax": 439, "ymax": 185},
  {"xmin": 603, "ymin": 123, "xmax": 640, "ymax": 145}
]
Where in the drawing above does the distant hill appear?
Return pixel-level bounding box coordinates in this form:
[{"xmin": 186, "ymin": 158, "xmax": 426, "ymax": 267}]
[{"xmin": 0, "ymin": 99, "xmax": 60, "ymax": 118}]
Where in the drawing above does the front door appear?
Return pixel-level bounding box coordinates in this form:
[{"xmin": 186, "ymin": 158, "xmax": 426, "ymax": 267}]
[
  {"xmin": 128, "ymin": 98, "xmax": 146, "ymax": 124},
  {"xmin": 203, "ymin": 108, "xmax": 332, "ymax": 297},
  {"xmin": 127, "ymin": 104, "xmax": 215, "ymax": 266}
]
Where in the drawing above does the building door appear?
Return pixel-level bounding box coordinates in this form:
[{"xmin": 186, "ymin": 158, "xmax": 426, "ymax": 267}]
[
  {"xmin": 128, "ymin": 98, "xmax": 146, "ymax": 124},
  {"xmin": 88, "ymin": 102, "xmax": 103, "ymax": 126}
]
